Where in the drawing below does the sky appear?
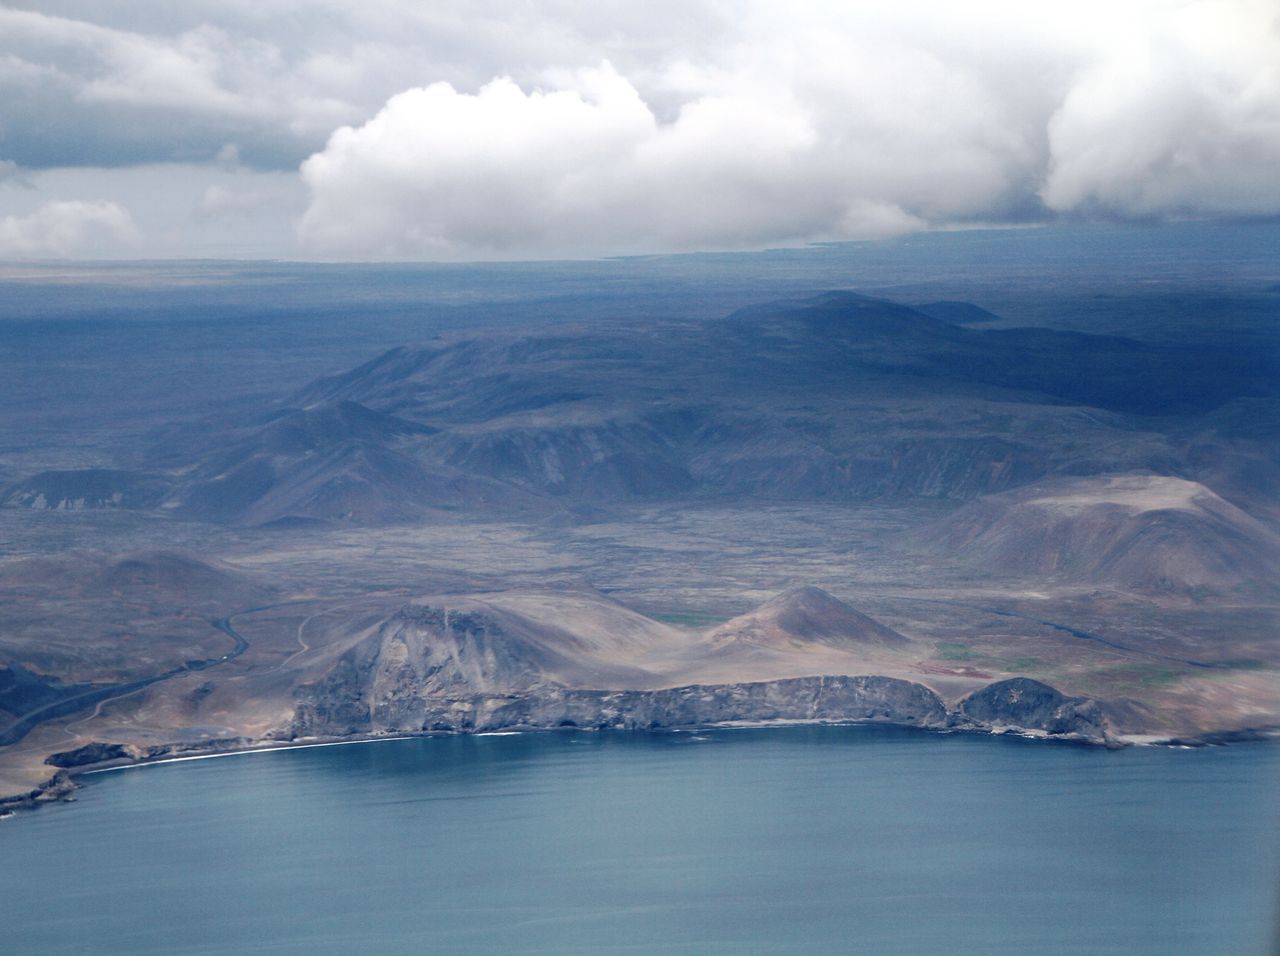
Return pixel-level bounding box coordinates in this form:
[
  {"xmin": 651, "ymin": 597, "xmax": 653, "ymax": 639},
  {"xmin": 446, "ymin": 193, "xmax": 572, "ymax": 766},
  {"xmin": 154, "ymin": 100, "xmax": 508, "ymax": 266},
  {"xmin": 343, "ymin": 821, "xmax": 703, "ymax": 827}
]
[{"xmin": 0, "ymin": 0, "xmax": 1277, "ymax": 260}]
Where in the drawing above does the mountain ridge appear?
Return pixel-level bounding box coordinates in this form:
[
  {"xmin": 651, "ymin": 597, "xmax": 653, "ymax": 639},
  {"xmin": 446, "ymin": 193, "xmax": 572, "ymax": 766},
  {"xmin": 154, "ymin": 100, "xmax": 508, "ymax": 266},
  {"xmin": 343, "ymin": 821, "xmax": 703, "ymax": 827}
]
[{"xmin": 10, "ymin": 292, "xmax": 1265, "ymax": 528}]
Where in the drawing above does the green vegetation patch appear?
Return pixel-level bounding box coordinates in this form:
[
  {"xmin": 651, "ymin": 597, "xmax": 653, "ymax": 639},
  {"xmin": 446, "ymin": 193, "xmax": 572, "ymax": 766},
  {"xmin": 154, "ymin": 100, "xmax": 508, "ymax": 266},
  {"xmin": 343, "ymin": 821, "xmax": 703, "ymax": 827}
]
[
  {"xmin": 651, "ymin": 611, "xmax": 728, "ymax": 628},
  {"xmin": 1108, "ymin": 665, "xmax": 1185, "ymax": 690},
  {"xmin": 935, "ymin": 642, "xmax": 981, "ymax": 661},
  {"xmin": 1213, "ymin": 658, "xmax": 1269, "ymax": 671}
]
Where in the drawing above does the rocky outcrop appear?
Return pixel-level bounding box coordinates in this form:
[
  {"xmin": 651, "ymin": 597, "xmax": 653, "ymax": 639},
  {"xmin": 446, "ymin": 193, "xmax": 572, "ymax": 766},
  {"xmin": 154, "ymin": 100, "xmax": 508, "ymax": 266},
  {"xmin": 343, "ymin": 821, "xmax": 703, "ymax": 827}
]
[
  {"xmin": 4, "ymin": 674, "xmax": 1117, "ymax": 819},
  {"xmin": 290, "ymin": 603, "xmax": 600, "ymax": 737},
  {"xmin": 44, "ymin": 737, "xmax": 256, "ymax": 771},
  {"xmin": 0, "ymin": 770, "xmax": 78, "ymax": 813},
  {"xmin": 0, "ymin": 673, "xmax": 1143, "ymax": 818},
  {"xmin": 291, "ymin": 674, "xmax": 949, "ymax": 737},
  {"xmin": 955, "ymin": 677, "xmax": 1109, "ymax": 741},
  {"xmin": 291, "ymin": 669, "xmax": 1117, "ymax": 743},
  {"xmin": 44, "ymin": 742, "xmax": 147, "ymax": 768}
]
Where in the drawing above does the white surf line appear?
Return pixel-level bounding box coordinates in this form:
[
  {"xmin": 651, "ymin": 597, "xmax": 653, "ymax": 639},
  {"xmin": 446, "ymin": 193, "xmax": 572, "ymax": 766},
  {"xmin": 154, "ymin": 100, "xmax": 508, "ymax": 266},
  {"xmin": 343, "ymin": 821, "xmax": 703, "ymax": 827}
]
[
  {"xmin": 83, "ymin": 725, "xmax": 615, "ymax": 776},
  {"xmin": 82, "ymin": 735, "xmax": 422, "ymax": 774}
]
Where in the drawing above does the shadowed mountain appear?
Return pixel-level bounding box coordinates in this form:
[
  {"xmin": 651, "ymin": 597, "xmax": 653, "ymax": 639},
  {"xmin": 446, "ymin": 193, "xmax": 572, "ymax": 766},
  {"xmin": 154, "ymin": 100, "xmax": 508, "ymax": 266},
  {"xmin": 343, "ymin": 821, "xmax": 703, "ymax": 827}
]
[
  {"xmin": 164, "ymin": 400, "xmax": 553, "ymax": 525},
  {"xmin": 297, "ymin": 291, "xmax": 1266, "ymax": 423},
  {"xmin": 0, "ymin": 549, "xmax": 266, "ymax": 606},
  {"xmin": 24, "ymin": 292, "xmax": 1271, "ymax": 527},
  {"xmin": 911, "ymin": 301, "xmax": 1004, "ymax": 325},
  {"xmin": 251, "ymin": 400, "xmax": 435, "ymax": 453},
  {"xmin": 0, "ymin": 550, "xmax": 272, "ymax": 723},
  {"xmin": 707, "ymin": 292, "xmax": 1274, "ymax": 414},
  {"xmin": 1176, "ymin": 398, "xmax": 1280, "ymax": 528},
  {"xmin": 919, "ymin": 474, "xmax": 1280, "ymax": 597},
  {"xmin": 708, "ymin": 586, "xmax": 909, "ymax": 650},
  {"xmin": 2, "ymin": 469, "xmax": 169, "ymax": 511},
  {"xmin": 96, "ymin": 550, "xmax": 258, "ymax": 597}
]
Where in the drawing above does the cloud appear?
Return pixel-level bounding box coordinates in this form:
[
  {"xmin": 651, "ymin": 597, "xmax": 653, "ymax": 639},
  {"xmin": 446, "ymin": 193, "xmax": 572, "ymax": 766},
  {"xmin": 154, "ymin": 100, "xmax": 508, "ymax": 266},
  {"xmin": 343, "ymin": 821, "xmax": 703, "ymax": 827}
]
[
  {"xmin": 297, "ymin": 59, "xmax": 1021, "ymax": 259},
  {"xmin": 294, "ymin": 1, "xmax": 1280, "ymax": 259},
  {"xmin": 0, "ymin": 200, "xmax": 138, "ymax": 258},
  {"xmin": 0, "ymin": 163, "xmax": 307, "ymax": 258},
  {"xmin": 0, "ymin": 1, "xmax": 719, "ymax": 171},
  {"xmin": 0, "ymin": 161, "xmax": 34, "ymax": 189},
  {"xmin": 0, "ymin": 6, "xmax": 365, "ymax": 169},
  {"xmin": 213, "ymin": 143, "xmax": 242, "ymax": 171},
  {"xmin": 1041, "ymin": 1, "xmax": 1280, "ymax": 217},
  {"xmin": 196, "ymin": 183, "xmax": 267, "ymax": 218},
  {"xmin": 4, "ymin": 1, "xmax": 1278, "ymax": 258}
]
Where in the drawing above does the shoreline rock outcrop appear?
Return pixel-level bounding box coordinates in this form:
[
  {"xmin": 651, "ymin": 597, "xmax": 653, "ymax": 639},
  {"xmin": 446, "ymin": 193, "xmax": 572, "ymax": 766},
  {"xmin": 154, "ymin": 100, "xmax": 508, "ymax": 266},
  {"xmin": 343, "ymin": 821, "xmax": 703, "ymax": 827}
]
[
  {"xmin": 954, "ymin": 677, "xmax": 1109, "ymax": 740},
  {"xmin": 0, "ymin": 770, "xmax": 78, "ymax": 814},
  {"xmin": 289, "ymin": 672, "xmax": 1116, "ymax": 742}
]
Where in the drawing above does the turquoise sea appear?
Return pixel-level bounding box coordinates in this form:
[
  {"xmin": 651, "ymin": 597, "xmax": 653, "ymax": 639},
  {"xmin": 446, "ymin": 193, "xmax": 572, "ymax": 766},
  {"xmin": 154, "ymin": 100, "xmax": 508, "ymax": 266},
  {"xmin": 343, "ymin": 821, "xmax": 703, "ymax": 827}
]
[{"xmin": 2, "ymin": 726, "xmax": 1278, "ymax": 954}]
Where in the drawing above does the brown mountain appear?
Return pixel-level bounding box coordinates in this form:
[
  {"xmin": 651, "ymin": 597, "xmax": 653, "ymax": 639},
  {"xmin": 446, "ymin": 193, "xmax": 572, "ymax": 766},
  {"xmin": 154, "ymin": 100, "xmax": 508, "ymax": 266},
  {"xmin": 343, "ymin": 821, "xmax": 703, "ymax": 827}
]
[
  {"xmin": 920, "ymin": 474, "xmax": 1280, "ymax": 596},
  {"xmin": 708, "ymin": 586, "xmax": 909, "ymax": 650}
]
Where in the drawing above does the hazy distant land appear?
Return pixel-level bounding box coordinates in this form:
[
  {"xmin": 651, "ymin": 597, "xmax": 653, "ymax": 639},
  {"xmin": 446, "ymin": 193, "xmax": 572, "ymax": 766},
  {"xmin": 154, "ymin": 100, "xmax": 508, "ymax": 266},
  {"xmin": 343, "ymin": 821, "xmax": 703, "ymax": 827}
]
[{"xmin": 2, "ymin": 232, "xmax": 1277, "ymax": 810}]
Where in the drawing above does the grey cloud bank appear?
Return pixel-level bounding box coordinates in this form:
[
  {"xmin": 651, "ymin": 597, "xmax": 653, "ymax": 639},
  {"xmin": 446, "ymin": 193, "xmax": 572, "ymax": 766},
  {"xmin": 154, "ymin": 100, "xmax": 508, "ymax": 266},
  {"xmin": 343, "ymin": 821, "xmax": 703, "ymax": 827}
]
[{"xmin": 2, "ymin": 0, "xmax": 1278, "ymax": 259}]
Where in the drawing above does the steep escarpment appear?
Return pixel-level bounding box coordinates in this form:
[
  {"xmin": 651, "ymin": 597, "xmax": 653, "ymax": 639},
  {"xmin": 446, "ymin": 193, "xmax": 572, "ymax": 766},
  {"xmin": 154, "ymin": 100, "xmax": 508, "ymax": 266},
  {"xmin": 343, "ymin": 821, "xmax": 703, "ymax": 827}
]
[
  {"xmin": 290, "ymin": 674, "xmax": 950, "ymax": 737},
  {"xmin": 277, "ymin": 591, "xmax": 1113, "ymax": 744}
]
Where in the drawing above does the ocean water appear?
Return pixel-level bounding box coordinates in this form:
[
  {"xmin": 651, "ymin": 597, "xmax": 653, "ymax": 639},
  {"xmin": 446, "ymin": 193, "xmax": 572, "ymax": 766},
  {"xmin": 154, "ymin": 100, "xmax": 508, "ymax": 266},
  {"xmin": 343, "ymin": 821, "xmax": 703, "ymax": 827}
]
[{"xmin": 2, "ymin": 726, "xmax": 1278, "ymax": 955}]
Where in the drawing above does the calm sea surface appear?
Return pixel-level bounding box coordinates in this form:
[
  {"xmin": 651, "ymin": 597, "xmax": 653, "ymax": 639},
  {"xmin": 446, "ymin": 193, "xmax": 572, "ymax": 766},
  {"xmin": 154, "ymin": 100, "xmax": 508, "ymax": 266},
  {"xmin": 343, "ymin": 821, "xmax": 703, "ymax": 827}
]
[{"xmin": 2, "ymin": 726, "xmax": 1278, "ymax": 954}]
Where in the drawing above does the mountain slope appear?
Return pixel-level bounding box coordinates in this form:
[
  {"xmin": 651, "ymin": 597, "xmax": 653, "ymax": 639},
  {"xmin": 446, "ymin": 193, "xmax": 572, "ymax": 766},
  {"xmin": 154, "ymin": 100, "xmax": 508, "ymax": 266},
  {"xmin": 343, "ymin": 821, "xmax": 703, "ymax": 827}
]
[
  {"xmin": 173, "ymin": 293, "xmax": 1236, "ymax": 521},
  {"xmin": 13, "ymin": 292, "xmax": 1271, "ymax": 527},
  {"xmin": 708, "ymin": 586, "xmax": 909, "ymax": 650},
  {"xmin": 919, "ymin": 474, "xmax": 1280, "ymax": 596}
]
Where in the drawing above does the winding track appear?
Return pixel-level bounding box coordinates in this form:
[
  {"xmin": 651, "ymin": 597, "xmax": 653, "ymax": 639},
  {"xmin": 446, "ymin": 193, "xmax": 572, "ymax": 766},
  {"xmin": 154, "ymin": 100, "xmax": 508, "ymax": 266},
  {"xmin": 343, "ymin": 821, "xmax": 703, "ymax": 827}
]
[
  {"xmin": 917, "ymin": 598, "xmax": 1225, "ymax": 670},
  {"xmin": 0, "ymin": 611, "xmax": 255, "ymax": 748}
]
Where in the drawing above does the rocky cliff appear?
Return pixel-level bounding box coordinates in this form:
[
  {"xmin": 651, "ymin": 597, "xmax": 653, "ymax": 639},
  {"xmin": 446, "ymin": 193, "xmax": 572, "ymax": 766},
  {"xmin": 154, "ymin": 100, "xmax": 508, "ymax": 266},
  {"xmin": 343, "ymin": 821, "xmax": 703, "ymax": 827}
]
[
  {"xmin": 955, "ymin": 677, "xmax": 1109, "ymax": 739},
  {"xmin": 285, "ymin": 594, "xmax": 1117, "ymax": 744},
  {"xmin": 9, "ymin": 672, "xmax": 1123, "ymax": 816},
  {"xmin": 290, "ymin": 674, "xmax": 951, "ymax": 737}
]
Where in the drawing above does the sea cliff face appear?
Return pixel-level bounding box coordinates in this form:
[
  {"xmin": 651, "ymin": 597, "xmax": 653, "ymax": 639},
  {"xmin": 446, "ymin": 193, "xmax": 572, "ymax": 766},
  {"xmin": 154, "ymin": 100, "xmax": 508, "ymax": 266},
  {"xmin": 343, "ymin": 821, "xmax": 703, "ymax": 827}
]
[
  {"xmin": 290, "ymin": 674, "xmax": 952, "ymax": 737},
  {"xmin": 286, "ymin": 668, "xmax": 1116, "ymax": 746},
  {"xmin": 282, "ymin": 597, "xmax": 1114, "ymax": 745},
  {"xmin": 956, "ymin": 677, "xmax": 1109, "ymax": 738},
  {"xmin": 0, "ymin": 672, "xmax": 1126, "ymax": 815}
]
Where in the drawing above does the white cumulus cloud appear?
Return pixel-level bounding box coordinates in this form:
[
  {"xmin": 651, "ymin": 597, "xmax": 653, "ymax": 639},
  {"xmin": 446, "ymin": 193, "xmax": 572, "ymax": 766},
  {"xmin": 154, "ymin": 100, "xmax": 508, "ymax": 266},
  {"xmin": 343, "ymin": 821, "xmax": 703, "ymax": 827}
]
[
  {"xmin": 298, "ymin": 59, "xmax": 1019, "ymax": 259},
  {"xmin": 4, "ymin": 0, "xmax": 1278, "ymax": 259},
  {"xmin": 297, "ymin": 0, "xmax": 1280, "ymax": 259},
  {"xmin": 0, "ymin": 200, "xmax": 138, "ymax": 258},
  {"xmin": 1041, "ymin": 0, "xmax": 1280, "ymax": 216}
]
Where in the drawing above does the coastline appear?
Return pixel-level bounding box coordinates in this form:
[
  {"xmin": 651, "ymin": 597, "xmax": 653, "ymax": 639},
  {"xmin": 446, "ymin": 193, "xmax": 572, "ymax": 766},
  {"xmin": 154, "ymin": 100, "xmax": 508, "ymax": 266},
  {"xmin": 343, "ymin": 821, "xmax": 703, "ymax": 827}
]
[{"xmin": 5, "ymin": 715, "xmax": 1278, "ymax": 820}]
